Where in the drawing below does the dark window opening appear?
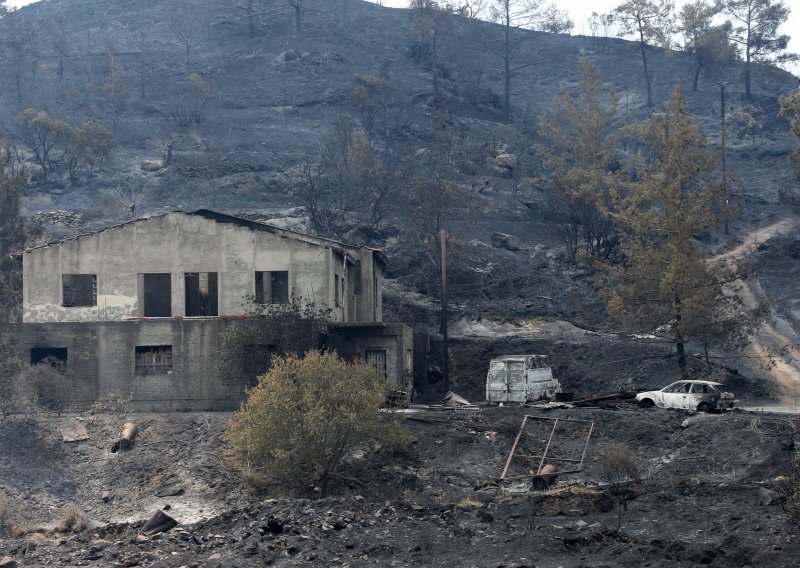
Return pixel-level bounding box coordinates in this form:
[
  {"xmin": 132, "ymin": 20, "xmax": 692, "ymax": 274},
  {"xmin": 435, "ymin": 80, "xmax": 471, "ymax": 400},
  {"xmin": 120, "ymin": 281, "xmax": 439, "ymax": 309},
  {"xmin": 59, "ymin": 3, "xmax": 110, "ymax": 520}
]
[
  {"xmin": 135, "ymin": 345, "xmax": 173, "ymax": 375},
  {"xmin": 335, "ymin": 274, "xmax": 340, "ymax": 307},
  {"xmin": 185, "ymin": 272, "xmax": 218, "ymax": 316},
  {"xmin": 255, "ymin": 271, "xmax": 288, "ymax": 304},
  {"xmin": 62, "ymin": 274, "xmax": 97, "ymax": 307},
  {"xmin": 30, "ymin": 347, "xmax": 68, "ymax": 368},
  {"xmin": 142, "ymin": 273, "xmax": 172, "ymax": 317},
  {"xmin": 365, "ymin": 349, "xmax": 387, "ymax": 377}
]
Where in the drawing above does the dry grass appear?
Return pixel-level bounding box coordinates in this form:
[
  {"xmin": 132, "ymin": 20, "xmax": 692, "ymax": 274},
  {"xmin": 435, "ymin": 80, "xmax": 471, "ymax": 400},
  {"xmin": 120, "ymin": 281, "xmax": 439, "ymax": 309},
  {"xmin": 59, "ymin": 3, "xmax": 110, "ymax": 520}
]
[
  {"xmin": 456, "ymin": 498, "xmax": 484, "ymax": 508},
  {"xmin": 59, "ymin": 504, "xmax": 88, "ymax": 533},
  {"xmin": 0, "ymin": 497, "xmax": 24, "ymax": 538}
]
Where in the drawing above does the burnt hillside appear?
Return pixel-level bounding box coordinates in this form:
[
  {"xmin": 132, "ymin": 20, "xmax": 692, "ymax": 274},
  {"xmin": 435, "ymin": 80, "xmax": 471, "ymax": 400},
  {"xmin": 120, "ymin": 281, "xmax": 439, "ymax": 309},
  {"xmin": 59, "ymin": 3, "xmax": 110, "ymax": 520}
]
[{"xmin": 2, "ymin": 0, "xmax": 800, "ymax": 396}]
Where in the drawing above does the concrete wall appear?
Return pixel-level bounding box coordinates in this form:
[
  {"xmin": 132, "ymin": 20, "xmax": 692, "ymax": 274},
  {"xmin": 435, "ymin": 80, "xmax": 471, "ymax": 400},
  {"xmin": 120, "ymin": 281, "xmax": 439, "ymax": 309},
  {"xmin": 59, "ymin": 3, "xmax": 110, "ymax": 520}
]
[
  {"xmin": 332, "ymin": 324, "xmax": 413, "ymax": 394},
  {"xmin": 23, "ymin": 213, "xmax": 382, "ymax": 324},
  {"xmin": 18, "ymin": 320, "xmax": 252, "ymax": 411}
]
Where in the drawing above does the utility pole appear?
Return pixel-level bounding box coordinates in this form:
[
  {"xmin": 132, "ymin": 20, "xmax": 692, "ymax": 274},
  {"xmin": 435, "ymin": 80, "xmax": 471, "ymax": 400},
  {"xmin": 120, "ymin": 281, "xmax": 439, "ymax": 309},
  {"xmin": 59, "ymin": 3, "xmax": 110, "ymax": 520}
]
[
  {"xmin": 719, "ymin": 81, "xmax": 729, "ymax": 234},
  {"xmin": 440, "ymin": 228, "xmax": 448, "ymax": 394}
]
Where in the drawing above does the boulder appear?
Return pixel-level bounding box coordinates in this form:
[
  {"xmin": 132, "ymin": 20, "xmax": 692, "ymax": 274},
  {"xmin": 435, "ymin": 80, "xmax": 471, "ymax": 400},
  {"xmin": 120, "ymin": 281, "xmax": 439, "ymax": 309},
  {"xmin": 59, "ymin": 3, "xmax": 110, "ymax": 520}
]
[
  {"xmin": 757, "ymin": 488, "xmax": 781, "ymax": 506},
  {"xmin": 140, "ymin": 160, "xmax": 162, "ymax": 172},
  {"xmin": 492, "ymin": 153, "xmax": 517, "ymax": 170},
  {"xmin": 491, "ymin": 165, "xmax": 513, "ymax": 179},
  {"xmin": 529, "ymin": 249, "xmax": 549, "ymax": 269},
  {"xmin": 485, "ymin": 141, "xmax": 508, "ymax": 158},
  {"xmin": 491, "ymin": 232, "xmax": 521, "ymax": 251}
]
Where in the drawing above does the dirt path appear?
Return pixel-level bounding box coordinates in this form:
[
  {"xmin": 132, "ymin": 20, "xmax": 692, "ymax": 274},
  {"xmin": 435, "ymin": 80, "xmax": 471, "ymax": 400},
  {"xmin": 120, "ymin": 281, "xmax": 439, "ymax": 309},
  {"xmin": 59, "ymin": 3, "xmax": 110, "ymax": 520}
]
[{"xmin": 711, "ymin": 217, "xmax": 800, "ymax": 401}]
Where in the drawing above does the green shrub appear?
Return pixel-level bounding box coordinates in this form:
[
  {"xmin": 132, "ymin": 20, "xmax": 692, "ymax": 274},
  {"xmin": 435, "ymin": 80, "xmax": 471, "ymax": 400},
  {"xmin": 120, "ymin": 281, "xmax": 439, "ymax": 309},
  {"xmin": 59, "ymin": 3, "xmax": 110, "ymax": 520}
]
[{"xmin": 227, "ymin": 351, "xmax": 409, "ymax": 497}]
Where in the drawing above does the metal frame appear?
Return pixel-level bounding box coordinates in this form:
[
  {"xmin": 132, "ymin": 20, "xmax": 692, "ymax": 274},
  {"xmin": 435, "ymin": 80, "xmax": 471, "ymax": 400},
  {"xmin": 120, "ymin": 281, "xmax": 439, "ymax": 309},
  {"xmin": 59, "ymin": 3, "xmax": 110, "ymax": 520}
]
[{"xmin": 500, "ymin": 415, "xmax": 594, "ymax": 481}]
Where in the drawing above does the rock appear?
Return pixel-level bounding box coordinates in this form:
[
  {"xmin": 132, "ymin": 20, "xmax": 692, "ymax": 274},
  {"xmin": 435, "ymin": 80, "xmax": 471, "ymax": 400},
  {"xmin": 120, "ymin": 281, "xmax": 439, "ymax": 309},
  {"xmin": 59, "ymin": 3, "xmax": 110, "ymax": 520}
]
[
  {"xmin": 485, "ymin": 141, "xmax": 508, "ymax": 158},
  {"xmin": 529, "ymin": 249, "xmax": 549, "ymax": 269},
  {"xmin": 101, "ymin": 491, "xmax": 111, "ymax": 503},
  {"xmin": 140, "ymin": 160, "xmax": 162, "ymax": 172},
  {"xmin": 492, "ymin": 153, "xmax": 517, "ymax": 170},
  {"xmin": 414, "ymin": 148, "xmax": 431, "ymax": 163},
  {"xmin": 0, "ymin": 556, "xmax": 16, "ymax": 568},
  {"xmin": 573, "ymin": 520, "xmax": 588, "ymax": 530},
  {"xmin": 491, "ymin": 165, "xmax": 513, "ymax": 178},
  {"xmin": 155, "ymin": 483, "xmax": 184, "ymax": 497},
  {"xmin": 757, "ymin": 488, "xmax": 781, "ymax": 506},
  {"xmin": 491, "ymin": 232, "xmax": 521, "ymax": 251},
  {"xmin": 476, "ymin": 510, "xmax": 494, "ymax": 523}
]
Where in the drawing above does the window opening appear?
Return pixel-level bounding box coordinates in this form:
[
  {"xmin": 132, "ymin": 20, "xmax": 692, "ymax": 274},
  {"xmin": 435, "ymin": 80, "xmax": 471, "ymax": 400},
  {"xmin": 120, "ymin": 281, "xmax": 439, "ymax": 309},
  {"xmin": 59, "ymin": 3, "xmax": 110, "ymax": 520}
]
[
  {"xmin": 255, "ymin": 271, "xmax": 289, "ymax": 304},
  {"xmin": 135, "ymin": 345, "xmax": 173, "ymax": 375},
  {"xmin": 30, "ymin": 347, "xmax": 68, "ymax": 367},
  {"xmin": 142, "ymin": 273, "xmax": 172, "ymax": 317},
  {"xmin": 185, "ymin": 272, "xmax": 218, "ymax": 316},
  {"xmin": 335, "ymin": 274, "xmax": 340, "ymax": 307},
  {"xmin": 62, "ymin": 274, "xmax": 97, "ymax": 307}
]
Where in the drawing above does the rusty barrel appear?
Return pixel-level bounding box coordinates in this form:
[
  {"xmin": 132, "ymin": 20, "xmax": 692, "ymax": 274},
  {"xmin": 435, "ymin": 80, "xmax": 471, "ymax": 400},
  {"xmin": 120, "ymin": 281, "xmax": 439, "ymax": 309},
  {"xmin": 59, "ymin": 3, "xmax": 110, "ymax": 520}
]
[{"xmin": 531, "ymin": 464, "xmax": 558, "ymax": 491}]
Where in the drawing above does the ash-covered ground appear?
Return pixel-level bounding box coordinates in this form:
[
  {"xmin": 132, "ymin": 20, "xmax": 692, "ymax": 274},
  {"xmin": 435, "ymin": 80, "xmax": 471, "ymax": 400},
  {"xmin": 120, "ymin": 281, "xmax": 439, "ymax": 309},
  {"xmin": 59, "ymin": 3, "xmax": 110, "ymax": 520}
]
[{"xmin": 1, "ymin": 407, "xmax": 799, "ymax": 567}]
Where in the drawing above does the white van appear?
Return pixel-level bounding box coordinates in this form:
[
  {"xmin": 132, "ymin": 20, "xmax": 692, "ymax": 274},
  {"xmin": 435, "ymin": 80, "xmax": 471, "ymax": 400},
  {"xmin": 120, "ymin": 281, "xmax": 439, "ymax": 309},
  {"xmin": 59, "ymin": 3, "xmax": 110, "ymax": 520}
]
[{"xmin": 486, "ymin": 355, "xmax": 561, "ymax": 404}]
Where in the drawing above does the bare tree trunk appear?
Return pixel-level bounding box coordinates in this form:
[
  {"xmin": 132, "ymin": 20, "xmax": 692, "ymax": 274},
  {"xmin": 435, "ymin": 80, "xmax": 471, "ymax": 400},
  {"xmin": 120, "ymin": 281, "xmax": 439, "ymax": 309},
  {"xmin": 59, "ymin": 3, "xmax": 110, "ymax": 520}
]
[
  {"xmin": 503, "ymin": 21, "xmax": 511, "ymax": 117},
  {"xmin": 637, "ymin": 18, "xmax": 652, "ymax": 107}
]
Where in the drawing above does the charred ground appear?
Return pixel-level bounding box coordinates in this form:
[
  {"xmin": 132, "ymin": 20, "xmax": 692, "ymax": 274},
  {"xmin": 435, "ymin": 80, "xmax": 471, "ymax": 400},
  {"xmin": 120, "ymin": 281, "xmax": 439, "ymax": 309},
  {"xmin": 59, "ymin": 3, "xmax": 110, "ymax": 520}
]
[{"xmin": 2, "ymin": 0, "xmax": 800, "ymax": 565}]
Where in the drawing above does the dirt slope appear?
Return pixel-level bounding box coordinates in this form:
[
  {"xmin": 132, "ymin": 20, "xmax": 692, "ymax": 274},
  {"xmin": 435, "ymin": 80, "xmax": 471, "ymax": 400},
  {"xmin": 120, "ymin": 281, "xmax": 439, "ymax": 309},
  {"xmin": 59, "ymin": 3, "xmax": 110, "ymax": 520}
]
[{"xmin": 1, "ymin": 408, "xmax": 799, "ymax": 566}]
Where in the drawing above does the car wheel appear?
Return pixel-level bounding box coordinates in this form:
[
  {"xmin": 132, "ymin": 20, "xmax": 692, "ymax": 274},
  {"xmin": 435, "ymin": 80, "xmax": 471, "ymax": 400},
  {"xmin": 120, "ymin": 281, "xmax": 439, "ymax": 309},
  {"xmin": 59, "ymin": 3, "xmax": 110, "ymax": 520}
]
[
  {"xmin": 697, "ymin": 402, "xmax": 710, "ymax": 413},
  {"xmin": 639, "ymin": 398, "xmax": 655, "ymax": 408}
]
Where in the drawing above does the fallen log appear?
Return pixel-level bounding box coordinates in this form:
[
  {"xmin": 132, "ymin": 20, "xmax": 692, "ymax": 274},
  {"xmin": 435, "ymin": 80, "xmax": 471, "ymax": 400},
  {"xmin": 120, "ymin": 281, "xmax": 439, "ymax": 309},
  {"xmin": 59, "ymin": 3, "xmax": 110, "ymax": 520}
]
[{"xmin": 110, "ymin": 422, "xmax": 138, "ymax": 453}]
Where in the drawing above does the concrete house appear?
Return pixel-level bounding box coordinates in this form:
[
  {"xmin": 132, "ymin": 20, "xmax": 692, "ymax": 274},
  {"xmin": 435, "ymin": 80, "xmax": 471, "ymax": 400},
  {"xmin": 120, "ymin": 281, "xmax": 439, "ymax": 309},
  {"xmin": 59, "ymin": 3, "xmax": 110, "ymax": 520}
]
[{"xmin": 17, "ymin": 210, "xmax": 417, "ymax": 410}]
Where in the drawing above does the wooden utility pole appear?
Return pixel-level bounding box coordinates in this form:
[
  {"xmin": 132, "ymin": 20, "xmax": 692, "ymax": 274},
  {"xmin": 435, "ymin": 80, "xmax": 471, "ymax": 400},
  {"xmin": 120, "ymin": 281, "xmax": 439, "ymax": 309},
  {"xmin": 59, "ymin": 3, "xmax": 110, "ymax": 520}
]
[{"xmin": 440, "ymin": 228, "xmax": 448, "ymax": 393}]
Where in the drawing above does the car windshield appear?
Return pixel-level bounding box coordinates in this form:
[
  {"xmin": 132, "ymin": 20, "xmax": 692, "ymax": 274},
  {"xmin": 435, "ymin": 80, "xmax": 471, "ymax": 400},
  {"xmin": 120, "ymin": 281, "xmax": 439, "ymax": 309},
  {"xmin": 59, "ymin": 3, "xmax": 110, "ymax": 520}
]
[{"xmin": 663, "ymin": 382, "xmax": 689, "ymax": 393}]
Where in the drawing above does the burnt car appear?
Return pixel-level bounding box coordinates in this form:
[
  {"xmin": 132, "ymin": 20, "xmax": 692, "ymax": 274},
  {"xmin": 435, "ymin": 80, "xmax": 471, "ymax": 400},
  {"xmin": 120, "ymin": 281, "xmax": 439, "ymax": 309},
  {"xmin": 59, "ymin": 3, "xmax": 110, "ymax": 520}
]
[{"xmin": 635, "ymin": 380, "xmax": 735, "ymax": 412}]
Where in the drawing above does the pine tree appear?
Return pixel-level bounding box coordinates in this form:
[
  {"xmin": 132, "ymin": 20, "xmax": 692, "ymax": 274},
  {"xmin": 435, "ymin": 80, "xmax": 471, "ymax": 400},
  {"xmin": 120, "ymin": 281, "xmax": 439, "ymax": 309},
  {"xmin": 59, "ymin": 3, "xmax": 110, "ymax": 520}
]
[
  {"xmin": 537, "ymin": 58, "xmax": 620, "ymax": 262},
  {"xmin": 723, "ymin": 0, "xmax": 794, "ymax": 97},
  {"xmin": 612, "ymin": 0, "xmax": 674, "ymax": 107},
  {"xmin": 601, "ymin": 88, "xmax": 729, "ymax": 375},
  {"xmin": 679, "ymin": 0, "xmax": 737, "ymax": 91}
]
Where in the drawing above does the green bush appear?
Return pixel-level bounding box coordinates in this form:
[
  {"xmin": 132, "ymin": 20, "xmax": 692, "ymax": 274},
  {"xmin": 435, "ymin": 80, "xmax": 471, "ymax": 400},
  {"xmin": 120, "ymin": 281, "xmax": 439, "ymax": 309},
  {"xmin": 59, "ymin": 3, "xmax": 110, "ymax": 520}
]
[{"xmin": 227, "ymin": 351, "xmax": 409, "ymax": 497}]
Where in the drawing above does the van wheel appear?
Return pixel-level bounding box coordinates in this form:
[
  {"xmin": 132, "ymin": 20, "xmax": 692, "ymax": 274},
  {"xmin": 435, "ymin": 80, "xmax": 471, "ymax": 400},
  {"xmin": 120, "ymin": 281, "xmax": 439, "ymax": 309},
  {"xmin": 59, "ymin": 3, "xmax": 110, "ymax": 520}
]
[{"xmin": 639, "ymin": 398, "xmax": 655, "ymax": 408}]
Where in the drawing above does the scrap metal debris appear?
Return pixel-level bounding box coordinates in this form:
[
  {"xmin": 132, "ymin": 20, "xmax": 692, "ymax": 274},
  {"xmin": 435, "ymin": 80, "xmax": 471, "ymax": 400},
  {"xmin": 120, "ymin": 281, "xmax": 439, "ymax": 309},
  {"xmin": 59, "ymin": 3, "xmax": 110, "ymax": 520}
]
[
  {"xmin": 500, "ymin": 415, "xmax": 594, "ymax": 491},
  {"xmin": 141, "ymin": 509, "xmax": 178, "ymax": 536},
  {"xmin": 111, "ymin": 422, "xmax": 138, "ymax": 453},
  {"xmin": 59, "ymin": 421, "xmax": 89, "ymax": 443}
]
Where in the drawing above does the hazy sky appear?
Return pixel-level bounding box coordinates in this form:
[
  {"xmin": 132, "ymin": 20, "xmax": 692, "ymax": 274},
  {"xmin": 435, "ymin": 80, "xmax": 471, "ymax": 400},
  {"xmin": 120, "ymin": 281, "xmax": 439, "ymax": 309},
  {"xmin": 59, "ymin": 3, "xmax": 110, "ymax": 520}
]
[{"xmin": 5, "ymin": 0, "xmax": 798, "ymax": 75}]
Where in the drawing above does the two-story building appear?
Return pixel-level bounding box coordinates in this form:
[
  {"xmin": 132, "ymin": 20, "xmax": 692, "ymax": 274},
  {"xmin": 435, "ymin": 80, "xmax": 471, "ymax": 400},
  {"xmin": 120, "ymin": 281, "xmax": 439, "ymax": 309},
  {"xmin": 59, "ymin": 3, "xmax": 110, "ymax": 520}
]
[{"xmin": 16, "ymin": 209, "xmax": 420, "ymax": 410}]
